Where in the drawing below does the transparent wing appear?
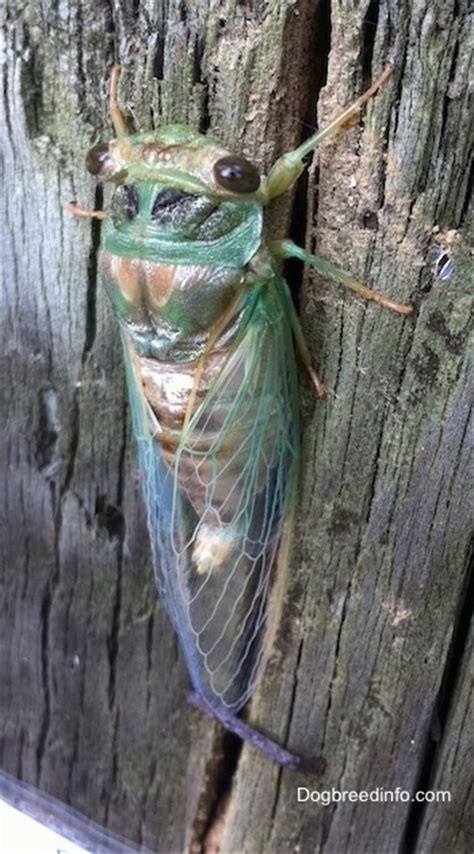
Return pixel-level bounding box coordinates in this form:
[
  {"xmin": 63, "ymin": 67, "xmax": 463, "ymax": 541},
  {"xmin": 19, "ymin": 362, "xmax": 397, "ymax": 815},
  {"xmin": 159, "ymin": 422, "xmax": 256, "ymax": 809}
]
[{"xmin": 123, "ymin": 274, "xmax": 300, "ymax": 713}]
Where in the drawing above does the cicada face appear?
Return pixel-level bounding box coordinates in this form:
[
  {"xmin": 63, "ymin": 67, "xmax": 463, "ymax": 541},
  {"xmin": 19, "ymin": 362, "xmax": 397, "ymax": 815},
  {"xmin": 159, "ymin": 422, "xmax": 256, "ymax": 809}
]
[
  {"xmin": 86, "ymin": 123, "xmax": 261, "ymax": 197},
  {"xmin": 86, "ymin": 125, "xmax": 264, "ymax": 280}
]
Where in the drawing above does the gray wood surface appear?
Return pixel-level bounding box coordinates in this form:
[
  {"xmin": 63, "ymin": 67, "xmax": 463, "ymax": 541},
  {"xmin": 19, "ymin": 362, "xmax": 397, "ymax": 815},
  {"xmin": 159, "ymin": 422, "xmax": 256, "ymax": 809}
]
[
  {"xmin": 1, "ymin": 1, "xmax": 472, "ymax": 853},
  {"xmin": 416, "ymin": 625, "xmax": 473, "ymax": 853}
]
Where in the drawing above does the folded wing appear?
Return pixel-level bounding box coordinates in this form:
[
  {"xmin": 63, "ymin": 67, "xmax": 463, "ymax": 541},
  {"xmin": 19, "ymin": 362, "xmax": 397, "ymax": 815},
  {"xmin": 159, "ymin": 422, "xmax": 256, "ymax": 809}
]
[{"xmin": 123, "ymin": 274, "xmax": 300, "ymax": 713}]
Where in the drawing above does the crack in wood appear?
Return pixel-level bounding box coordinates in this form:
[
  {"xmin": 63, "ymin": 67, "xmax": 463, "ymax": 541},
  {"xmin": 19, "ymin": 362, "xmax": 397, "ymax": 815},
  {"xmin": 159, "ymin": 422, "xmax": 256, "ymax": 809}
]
[
  {"xmin": 104, "ymin": 399, "xmax": 128, "ymax": 826},
  {"xmin": 83, "ymin": 185, "xmax": 102, "ymax": 357},
  {"xmin": 189, "ymin": 730, "xmax": 242, "ymax": 854},
  {"xmin": 401, "ymin": 549, "xmax": 474, "ymax": 852},
  {"xmin": 35, "ymin": 584, "xmax": 52, "ymax": 784},
  {"xmin": 361, "ymin": 0, "xmax": 380, "ymax": 84}
]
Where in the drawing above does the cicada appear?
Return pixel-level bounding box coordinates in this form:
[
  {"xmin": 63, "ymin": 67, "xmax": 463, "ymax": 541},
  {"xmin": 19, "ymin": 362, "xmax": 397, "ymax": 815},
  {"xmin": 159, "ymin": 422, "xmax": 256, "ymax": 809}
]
[{"xmin": 69, "ymin": 65, "xmax": 411, "ymax": 771}]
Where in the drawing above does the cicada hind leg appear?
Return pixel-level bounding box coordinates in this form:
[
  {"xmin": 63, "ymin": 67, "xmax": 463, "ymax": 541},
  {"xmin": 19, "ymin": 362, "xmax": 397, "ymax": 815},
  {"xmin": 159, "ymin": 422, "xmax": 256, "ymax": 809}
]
[{"xmin": 188, "ymin": 693, "xmax": 326, "ymax": 774}]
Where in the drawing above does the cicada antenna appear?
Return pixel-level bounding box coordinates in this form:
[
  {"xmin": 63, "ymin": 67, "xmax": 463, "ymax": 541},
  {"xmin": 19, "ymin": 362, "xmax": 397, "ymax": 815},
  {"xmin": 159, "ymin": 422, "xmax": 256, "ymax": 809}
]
[{"xmin": 110, "ymin": 64, "xmax": 129, "ymax": 137}]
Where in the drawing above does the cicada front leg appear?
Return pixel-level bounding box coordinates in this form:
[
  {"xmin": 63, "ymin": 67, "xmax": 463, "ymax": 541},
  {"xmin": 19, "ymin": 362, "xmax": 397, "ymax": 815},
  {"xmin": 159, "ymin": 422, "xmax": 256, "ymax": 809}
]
[
  {"xmin": 66, "ymin": 202, "xmax": 105, "ymax": 220},
  {"xmin": 260, "ymin": 65, "xmax": 395, "ymax": 202},
  {"xmin": 261, "ymin": 63, "xmax": 412, "ymax": 315}
]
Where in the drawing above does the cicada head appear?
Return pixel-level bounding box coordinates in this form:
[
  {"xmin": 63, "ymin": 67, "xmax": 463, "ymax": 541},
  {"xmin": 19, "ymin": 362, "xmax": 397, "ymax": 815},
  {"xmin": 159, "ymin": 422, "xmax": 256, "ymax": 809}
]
[
  {"xmin": 85, "ymin": 67, "xmax": 264, "ymax": 276},
  {"xmin": 86, "ymin": 124, "xmax": 264, "ymax": 265},
  {"xmin": 86, "ymin": 124, "xmax": 261, "ymax": 200}
]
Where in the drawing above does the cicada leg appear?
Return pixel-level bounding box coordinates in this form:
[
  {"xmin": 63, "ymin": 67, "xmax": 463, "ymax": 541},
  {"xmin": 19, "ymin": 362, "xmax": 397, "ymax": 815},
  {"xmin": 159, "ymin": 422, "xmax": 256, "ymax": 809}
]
[
  {"xmin": 290, "ymin": 324, "xmax": 326, "ymax": 399},
  {"xmin": 270, "ymin": 239, "xmax": 413, "ymax": 316},
  {"xmin": 188, "ymin": 693, "xmax": 325, "ymax": 774},
  {"xmin": 66, "ymin": 202, "xmax": 105, "ymax": 220},
  {"xmin": 260, "ymin": 65, "xmax": 394, "ymax": 202}
]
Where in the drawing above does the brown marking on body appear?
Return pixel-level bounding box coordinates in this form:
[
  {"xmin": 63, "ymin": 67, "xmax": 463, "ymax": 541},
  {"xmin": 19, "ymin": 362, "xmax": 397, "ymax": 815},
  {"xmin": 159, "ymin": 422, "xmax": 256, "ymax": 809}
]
[
  {"xmin": 143, "ymin": 262, "xmax": 177, "ymax": 308},
  {"xmin": 102, "ymin": 251, "xmax": 179, "ymax": 316},
  {"xmin": 113, "ymin": 256, "xmax": 142, "ymax": 302}
]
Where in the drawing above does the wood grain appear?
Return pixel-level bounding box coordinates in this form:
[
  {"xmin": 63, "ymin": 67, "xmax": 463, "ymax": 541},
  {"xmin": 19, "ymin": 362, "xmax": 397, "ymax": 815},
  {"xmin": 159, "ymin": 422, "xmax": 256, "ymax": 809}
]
[{"xmin": 1, "ymin": 1, "xmax": 472, "ymax": 852}]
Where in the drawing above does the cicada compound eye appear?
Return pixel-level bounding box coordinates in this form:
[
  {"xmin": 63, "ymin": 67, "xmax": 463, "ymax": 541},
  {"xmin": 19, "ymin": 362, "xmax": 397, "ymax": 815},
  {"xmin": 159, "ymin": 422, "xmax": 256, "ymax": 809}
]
[
  {"xmin": 86, "ymin": 142, "xmax": 113, "ymax": 177},
  {"xmin": 213, "ymin": 156, "xmax": 260, "ymax": 194}
]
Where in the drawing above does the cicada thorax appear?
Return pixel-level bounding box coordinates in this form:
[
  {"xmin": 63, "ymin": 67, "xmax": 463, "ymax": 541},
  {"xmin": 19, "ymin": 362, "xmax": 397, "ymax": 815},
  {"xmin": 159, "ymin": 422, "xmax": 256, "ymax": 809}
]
[{"xmin": 99, "ymin": 251, "xmax": 245, "ymax": 358}]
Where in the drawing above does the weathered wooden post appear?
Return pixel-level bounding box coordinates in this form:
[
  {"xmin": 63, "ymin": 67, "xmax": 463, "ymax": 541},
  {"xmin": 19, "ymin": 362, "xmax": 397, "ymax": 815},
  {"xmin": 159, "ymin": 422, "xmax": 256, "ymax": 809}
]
[{"xmin": 2, "ymin": 1, "xmax": 471, "ymax": 852}]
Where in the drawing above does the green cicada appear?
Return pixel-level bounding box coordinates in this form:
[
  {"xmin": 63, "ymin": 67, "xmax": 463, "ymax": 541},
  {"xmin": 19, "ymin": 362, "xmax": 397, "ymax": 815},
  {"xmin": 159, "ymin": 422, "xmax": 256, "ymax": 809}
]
[{"xmin": 70, "ymin": 65, "xmax": 411, "ymax": 770}]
